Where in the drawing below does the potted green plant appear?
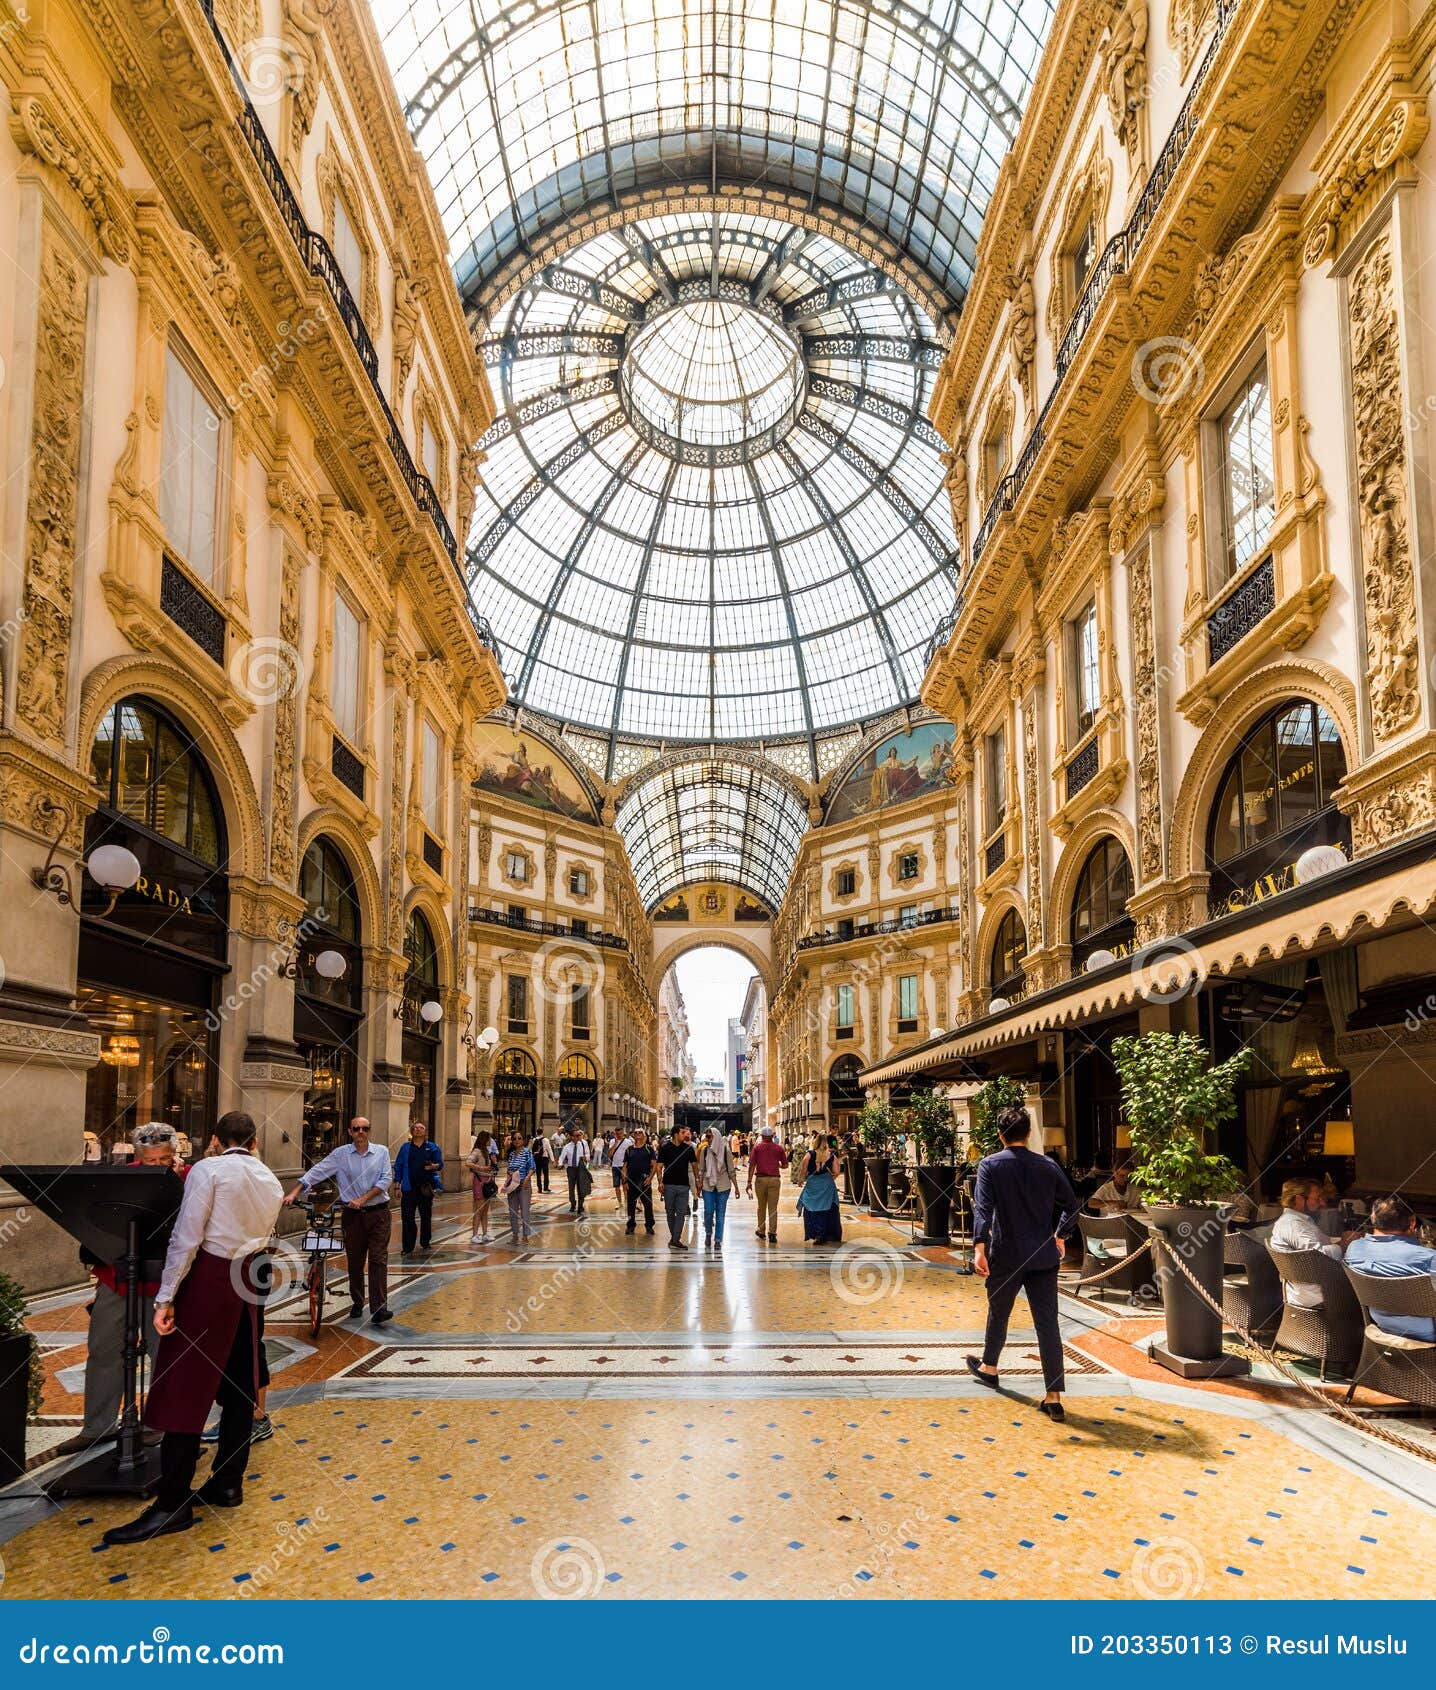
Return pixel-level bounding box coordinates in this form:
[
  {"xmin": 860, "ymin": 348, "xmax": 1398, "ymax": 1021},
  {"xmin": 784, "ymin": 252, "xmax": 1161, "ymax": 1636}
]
[
  {"xmin": 970, "ymin": 1074, "xmax": 1025, "ymax": 1158},
  {"xmin": 908, "ymin": 1088, "xmax": 958, "ymax": 1242},
  {"xmin": 0, "ymin": 1266, "xmax": 40, "ymax": 1484},
  {"xmin": 1110, "ymin": 1030, "xmax": 1252, "ymax": 1378},
  {"xmin": 856, "ymin": 1097, "xmax": 896, "ymax": 1211}
]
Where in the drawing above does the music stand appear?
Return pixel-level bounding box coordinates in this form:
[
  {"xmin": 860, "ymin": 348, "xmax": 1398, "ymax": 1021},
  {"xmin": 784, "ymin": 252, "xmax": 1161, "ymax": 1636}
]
[{"xmin": 4, "ymin": 1165, "xmax": 183, "ymax": 1497}]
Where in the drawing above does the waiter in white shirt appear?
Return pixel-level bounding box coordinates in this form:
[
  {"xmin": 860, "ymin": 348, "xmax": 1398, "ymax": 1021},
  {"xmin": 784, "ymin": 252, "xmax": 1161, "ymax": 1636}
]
[
  {"xmin": 103, "ymin": 1112, "xmax": 283, "ymax": 1545},
  {"xmin": 283, "ymin": 1116, "xmax": 393, "ymax": 1324}
]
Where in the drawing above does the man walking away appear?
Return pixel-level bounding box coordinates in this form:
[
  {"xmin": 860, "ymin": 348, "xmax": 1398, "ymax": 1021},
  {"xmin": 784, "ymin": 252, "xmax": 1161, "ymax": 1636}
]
[
  {"xmin": 394, "ymin": 1119, "xmax": 443, "ymax": 1256},
  {"xmin": 103, "ymin": 1112, "xmax": 282, "ymax": 1544},
  {"xmin": 284, "ymin": 1116, "xmax": 393, "ymax": 1323},
  {"xmin": 623, "ymin": 1128, "xmax": 656, "ymax": 1235},
  {"xmin": 558, "ymin": 1126, "xmax": 591, "ymax": 1214},
  {"xmin": 746, "ymin": 1124, "xmax": 789, "ymax": 1242},
  {"xmin": 658, "ymin": 1123, "xmax": 698, "ymax": 1249},
  {"xmin": 967, "ymin": 1106, "xmax": 1079, "ymax": 1421}
]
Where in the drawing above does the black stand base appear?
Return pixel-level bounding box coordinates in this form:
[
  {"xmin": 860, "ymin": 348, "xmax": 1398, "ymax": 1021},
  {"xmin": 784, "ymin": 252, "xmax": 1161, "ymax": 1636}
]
[
  {"xmin": 912, "ymin": 1232, "xmax": 951, "ymax": 1247},
  {"xmin": 1148, "ymin": 1342, "xmax": 1250, "ymax": 1380},
  {"xmin": 48, "ymin": 1439, "xmax": 161, "ymax": 1499}
]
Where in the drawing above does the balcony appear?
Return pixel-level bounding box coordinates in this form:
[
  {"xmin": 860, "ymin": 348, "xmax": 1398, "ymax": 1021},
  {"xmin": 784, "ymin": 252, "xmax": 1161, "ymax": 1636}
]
[
  {"xmin": 794, "ymin": 907, "xmax": 960, "ymax": 953},
  {"xmin": 470, "ymin": 906, "xmax": 628, "ymax": 951},
  {"xmin": 193, "ymin": 0, "xmax": 501, "ymax": 668}
]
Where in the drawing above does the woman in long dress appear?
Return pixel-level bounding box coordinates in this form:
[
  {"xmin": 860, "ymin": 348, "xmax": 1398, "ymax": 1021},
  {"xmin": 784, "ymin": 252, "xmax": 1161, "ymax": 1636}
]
[{"xmin": 797, "ymin": 1130, "xmax": 843, "ymax": 1245}]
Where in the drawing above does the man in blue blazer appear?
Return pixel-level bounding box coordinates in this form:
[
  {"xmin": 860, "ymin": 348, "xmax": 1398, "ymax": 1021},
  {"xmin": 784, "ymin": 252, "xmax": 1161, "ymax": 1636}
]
[{"xmin": 967, "ymin": 1105, "xmax": 1081, "ymax": 1420}]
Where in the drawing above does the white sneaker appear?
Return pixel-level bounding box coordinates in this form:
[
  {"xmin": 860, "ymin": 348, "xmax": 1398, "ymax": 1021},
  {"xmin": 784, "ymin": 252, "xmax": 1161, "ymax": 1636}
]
[{"xmin": 469, "ymin": 1232, "xmax": 484, "ymax": 1245}]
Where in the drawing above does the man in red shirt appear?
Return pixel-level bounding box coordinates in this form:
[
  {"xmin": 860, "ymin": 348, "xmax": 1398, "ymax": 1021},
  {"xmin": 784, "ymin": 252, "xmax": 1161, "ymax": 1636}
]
[
  {"xmin": 56, "ymin": 1123, "xmax": 186, "ymax": 1457},
  {"xmin": 745, "ymin": 1125, "xmax": 789, "ymax": 1242}
]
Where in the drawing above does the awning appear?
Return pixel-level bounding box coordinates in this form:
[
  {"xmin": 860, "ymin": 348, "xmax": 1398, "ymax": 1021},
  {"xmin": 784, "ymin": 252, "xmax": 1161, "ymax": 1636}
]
[{"xmin": 858, "ymin": 839, "xmax": 1436, "ymax": 1088}]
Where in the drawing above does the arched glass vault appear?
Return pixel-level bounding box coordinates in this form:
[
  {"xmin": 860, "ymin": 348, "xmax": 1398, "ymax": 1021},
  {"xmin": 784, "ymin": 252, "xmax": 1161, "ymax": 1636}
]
[{"xmin": 373, "ymin": 0, "xmax": 1056, "ymax": 314}]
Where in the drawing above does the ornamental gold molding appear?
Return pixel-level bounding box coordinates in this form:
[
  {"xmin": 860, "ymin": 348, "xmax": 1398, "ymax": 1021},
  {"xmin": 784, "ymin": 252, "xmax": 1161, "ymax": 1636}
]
[
  {"xmin": 9, "ymin": 93, "xmax": 131, "ymax": 264},
  {"xmin": 1346, "ymin": 224, "xmax": 1422, "ymax": 748},
  {"xmin": 1343, "ymin": 743, "xmax": 1436, "ymax": 856},
  {"xmin": 1303, "ymin": 94, "xmax": 1429, "ymax": 269}
]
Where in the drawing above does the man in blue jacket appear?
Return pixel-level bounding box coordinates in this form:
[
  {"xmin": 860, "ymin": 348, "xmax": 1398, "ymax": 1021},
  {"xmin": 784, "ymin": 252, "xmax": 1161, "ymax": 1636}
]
[
  {"xmin": 394, "ymin": 1119, "xmax": 444, "ymax": 1256},
  {"xmin": 967, "ymin": 1105, "xmax": 1080, "ymax": 1420}
]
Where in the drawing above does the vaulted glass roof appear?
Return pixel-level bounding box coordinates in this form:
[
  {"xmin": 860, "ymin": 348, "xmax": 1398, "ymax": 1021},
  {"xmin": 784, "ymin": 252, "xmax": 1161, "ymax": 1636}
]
[
  {"xmin": 373, "ymin": 0, "xmax": 1056, "ymax": 313},
  {"xmin": 468, "ymin": 207, "xmax": 959, "ymax": 755},
  {"xmin": 616, "ymin": 757, "xmax": 809, "ymax": 910}
]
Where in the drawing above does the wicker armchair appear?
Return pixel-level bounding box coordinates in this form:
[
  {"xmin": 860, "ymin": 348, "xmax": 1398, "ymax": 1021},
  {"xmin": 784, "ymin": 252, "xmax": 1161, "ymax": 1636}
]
[
  {"xmin": 1342, "ymin": 1266, "xmax": 1436, "ymax": 1409},
  {"xmin": 1269, "ymin": 1248, "xmax": 1363, "ymax": 1378},
  {"xmin": 1223, "ymin": 1231, "xmax": 1283, "ymax": 1345},
  {"xmin": 1076, "ymin": 1212, "xmax": 1159, "ymax": 1305}
]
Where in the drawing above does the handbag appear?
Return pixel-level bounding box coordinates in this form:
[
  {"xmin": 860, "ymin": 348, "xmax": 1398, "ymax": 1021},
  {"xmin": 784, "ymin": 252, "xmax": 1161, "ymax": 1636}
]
[
  {"xmin": 482, "ymin": 1177, "xmax": 499, "ymax": 1200},
  {"xmin": 577, "ymin": 1162, "xmax": 594, "ymax": 1200}
]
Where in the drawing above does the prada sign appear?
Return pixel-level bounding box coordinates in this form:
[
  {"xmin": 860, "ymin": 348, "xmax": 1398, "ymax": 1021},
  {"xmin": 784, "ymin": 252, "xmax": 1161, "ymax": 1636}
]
[{"xmin": 83, "ymin": 814, "xmax": 228, "ymax": 962}]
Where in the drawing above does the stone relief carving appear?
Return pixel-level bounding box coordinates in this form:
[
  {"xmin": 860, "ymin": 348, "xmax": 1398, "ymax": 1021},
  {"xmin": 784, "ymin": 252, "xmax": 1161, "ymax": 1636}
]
[
  {"xmin": 1347, "ymin": 228, "xmax": 1420, "ymax": 746},
  {"xmin": 269, "ymin": 549, "xmax": 302, "ymax": 884},
  {"xmin": 1022, "ymin": 699, "xmax": 1043, "ymax": 947},
  {"xmin": 1008, "ymin": 262, "xmax": 1036, "ymax": 409},
  {"xmin": 387, "ymin": 684, "xmax": 408, "ymax": 950},
  {"xmin": 1103, "ymin": 0, "xmax": 1148, "ymax": 160},
  {"xmin": 16, "ymin": 235, "xmax": 89, "ymax": 746},
  {"xmin": 1128, "ymin": 542, "xmax": 1164, "ymax": 884},
  {"xmin": 283, "ymin": 0, "xmax": 324, "ymax": 160},
  {"xmin": 11, "ymin": 97, "xmax": 131, "ymax": 264}
]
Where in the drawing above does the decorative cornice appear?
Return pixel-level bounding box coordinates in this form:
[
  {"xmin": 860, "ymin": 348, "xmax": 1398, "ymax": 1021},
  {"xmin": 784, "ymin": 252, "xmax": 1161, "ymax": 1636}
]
[{"xmin": 9, "ymin": 92, "xmax": 132, "ymax": 263}]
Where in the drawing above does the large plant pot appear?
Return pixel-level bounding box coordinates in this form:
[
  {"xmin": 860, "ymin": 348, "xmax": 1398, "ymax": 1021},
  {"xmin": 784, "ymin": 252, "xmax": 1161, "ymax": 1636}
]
[
  {"xmin": 0, "ymin": 1332, "xmax": 33, "ymax": 1484},
  {"xmin": 1146, "ymin": 1205, "xmax": 1248, "ymax": 1379},
  {"xmin": 843, "ymin": 1152, "xmax": 864, "ymax": 1205},
  {"xmin": 863, "ymin": 1154, "xmax": 891, "ymax": 1212},
  {"xmin": 914, "ymin": 1164, "xmax": 957, "ymax": 1243}
]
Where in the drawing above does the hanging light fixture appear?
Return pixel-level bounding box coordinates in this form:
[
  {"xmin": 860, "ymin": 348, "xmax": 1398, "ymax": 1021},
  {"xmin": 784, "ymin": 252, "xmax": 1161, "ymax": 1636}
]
[
  {"xmin": 1294, "ymin": 844, "xmax": 1347, "ymax": 884},
  {"xmin": 419, "ymin": 999, "xmax": 444, "ymax": 1026},
  {"xmin": 989, "ymin": 995, "xmax": 1011, "ymax": 1014},
  {"xmin": 314, "ymin": 949, "xmax": 347, "ymax": 980},
  {"xmin": 1085, "ymin": 948, "xmax": 1117, "ymax": 972}
]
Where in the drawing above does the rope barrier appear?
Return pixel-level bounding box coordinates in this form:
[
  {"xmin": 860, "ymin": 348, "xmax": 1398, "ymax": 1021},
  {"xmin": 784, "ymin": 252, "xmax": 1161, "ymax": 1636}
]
[{"xmin": 1105, "ymin": 1234, "xmax": 1436, "ymax": 1469}]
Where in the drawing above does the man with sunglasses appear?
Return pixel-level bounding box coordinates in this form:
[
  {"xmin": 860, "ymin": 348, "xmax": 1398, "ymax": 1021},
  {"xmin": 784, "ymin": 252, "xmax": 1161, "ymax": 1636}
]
[{"xmin": 284, "ymin": 1116, "xmax": 393, "ymax": 1323}]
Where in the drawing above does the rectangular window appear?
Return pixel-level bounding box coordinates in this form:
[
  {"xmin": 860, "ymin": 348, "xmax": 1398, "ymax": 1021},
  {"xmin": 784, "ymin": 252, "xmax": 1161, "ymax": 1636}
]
[
  {"xmin": 571, "ymin": 985, "xmax": 591, "ymax": 1038},
  {"xmin": 159, "ymin": 346, "xmax": 221, "ymax": 584},
  {"xmin": 837, "ymin": 917, "xmax": 855, "ymax": 940},
  {"xmin": 332, "ymin": 194, "xmax": 363, "ymax": 303},
  {"xmin": 421, "ymin": 417, "xmax": 440, "ymax": 484},
  {"xmin": 506, "ymin": 849, "xmax": 528, "ymax": 883},
  {"xmin": 984, "ymin": 426, "xmax": 1009, "ymax": 491},
  {"xmin": 836, "ymin": 867, "xmax": 856, "ymax": 896},
  {"xmin": 569, "ymin": 867, "xmax": 590, "ymax": 897},
  {"xmin": 1220, "ymin": 360, "xmax": 1275, "ymax": 581},
  {"xmin": 1071, "ymin": 216, "xmax": 1097, "ymax": 301},
  {"xmin": 507, "ymin": 903, "xmax": 526, "ymax": 925},
  {"xmin": 506, "ymin": 974, "xmax": 528, "ymax": 1031},
  {"xmin": 899, "ymin": 904, "xmax": 918, "ymax": 928},
  {"xmin": 1070, "ymin": 600, "xmax": 1100, "ymax": 739},
  {"xmin": 570, "ymin": 916, "xmax": 588, "ymax": 938},
  {"xmin": 836, "ymin": 984, "xmax": 855, "ymax": 1032},
  {"xmin": 984, "ymin": 725, "xmax": 1007, "ymax": 835},
  {"xmin": 897, "ymin": 851, "xmax": 919, "ymax": 882},
  {"xmin": 421, "ymin": 718, "xmax": 443, "ymax": 833},
  {"xmin": 331, "ymin": 591, "xmax": 362, "ymax": 746},
  {"xmin": 898, "ymin": 974, "xmax": 919, "ymax": 1030}
]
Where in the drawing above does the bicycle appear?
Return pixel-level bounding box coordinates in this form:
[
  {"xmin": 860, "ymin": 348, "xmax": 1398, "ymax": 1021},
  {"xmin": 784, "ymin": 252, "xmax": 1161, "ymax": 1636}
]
[{"xmin": 298, "ymin": 1197, "xmax": 346, "ymax": 1337}]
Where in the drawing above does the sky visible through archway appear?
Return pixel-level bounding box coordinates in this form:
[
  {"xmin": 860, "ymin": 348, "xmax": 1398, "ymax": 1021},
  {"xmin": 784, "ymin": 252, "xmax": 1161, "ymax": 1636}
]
[{"xmin": 671, "ymin": 947, "xmax": 758, "ymax": 1081}]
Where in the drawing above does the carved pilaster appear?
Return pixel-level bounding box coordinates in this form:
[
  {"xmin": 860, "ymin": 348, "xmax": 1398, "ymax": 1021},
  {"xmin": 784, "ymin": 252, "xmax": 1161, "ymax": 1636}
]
[{"xmin": 1128, "ymin": 540, "xmax": 1165, "ymax": 885}]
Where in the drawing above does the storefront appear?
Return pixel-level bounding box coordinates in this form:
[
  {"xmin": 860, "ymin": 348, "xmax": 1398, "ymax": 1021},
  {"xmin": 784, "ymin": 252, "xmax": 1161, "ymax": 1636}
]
[
  {"xmin": 494, "ymin": 1047, "xmax": 538, "ymax": 1142},
  {"xmin": 400, "ymin": 910, "xmax": 443, "ymax": 1129},
  {"xmin": 827, "ymin": 1053, "xmax": 864, "ymax": 1136},
  {"xmin": 558, "ymin": 1052, "xmax": 598, "ymax": 1136},
  {"xmin": 79, "ymin": 697, "xmax": 229, "ymax": 1157},
  {"xmin": 295, "ymin": 837, "xmax": 365, "ymax": 1163}
]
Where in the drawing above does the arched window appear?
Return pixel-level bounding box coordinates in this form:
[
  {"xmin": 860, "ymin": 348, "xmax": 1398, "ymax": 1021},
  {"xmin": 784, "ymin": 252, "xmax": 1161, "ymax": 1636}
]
[
  {"xmin": 990, "ymin": 908, "xmax": 1027, "ymax": 999},
  {"xmin": 1070, "ymin": 838, "xmax": 1135, "ymax": 966},
  {"xmin": 495, "ymin": 1047, "xmax": 537, "ymax": 1078},
  {"xmin": 828, "ymin": 1053, "xmax": 864, "ymax": 1117},
  {"xmin": 405, "ymin": 910, "xmax": 440, "ymax": 992},
  {"xmin": 89, "ymin": 698, "xmax": 225, "ymax": 867},
  {"xmin": 559, "ymin": 1050, "xmax": 598, "ymax": 1135},
  {"xmin": 1207, "ymin": 700, "xmax": 1349, "ymax": 912},
  {"xmin": 494, "ymin": 1046, "xmax": 537, "ymax": 1144},
  {"xmin": 301, "ymin": 838, "xmax": 360, "ymax": 942}
]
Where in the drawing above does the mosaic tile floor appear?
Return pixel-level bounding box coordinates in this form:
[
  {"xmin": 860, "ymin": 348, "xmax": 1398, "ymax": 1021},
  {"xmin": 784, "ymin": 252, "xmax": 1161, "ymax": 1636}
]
[{"xmin": 5, "ymin": 1191, "xmax": 1434, "ymax": 1599}]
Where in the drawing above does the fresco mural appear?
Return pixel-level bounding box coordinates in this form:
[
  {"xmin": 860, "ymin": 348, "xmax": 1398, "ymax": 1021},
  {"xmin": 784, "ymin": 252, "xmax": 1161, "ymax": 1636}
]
[
  {"xmin": 652, "ymin": 886, "xmax": 773, "ymax": 923},
  {"xmin": 474, "ymin": 724, "xmax": 596, "ymax": 821},
  {"xmin": 826, "ymin": 722, "xmax": 956, "ymax": 825}
]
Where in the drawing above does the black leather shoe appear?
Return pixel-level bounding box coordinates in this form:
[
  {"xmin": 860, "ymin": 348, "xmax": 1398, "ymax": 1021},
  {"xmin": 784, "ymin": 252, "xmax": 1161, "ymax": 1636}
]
[
  {"xmin": 965, "ymin": 1355, "xmax": 1000, "ymax": 1388},
  {"xmin": 348, "ymin": 1304, "xmax": 363, "ymax": 1320},
  {"xmin": 193, "ymin": 1480, "xmax": 244, "ymax": 1508},
  {"xmin": 102, "ymin": 1501, "xmax": 195, "ymax": 1544},
  {"xmin": 1038, "ymin": 1399, "xmax": 1066, "ymax": 1423},
  {"xmin": 371, "ymin": 1307, "xmax": 393, "ymax": 1324}
]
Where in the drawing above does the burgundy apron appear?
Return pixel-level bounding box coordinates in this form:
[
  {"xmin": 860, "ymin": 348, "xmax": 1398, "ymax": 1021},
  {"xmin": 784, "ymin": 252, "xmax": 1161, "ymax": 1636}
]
[{"xmin": 144, "ymin": 1248, "xmax": 262, "ymax": 1434}]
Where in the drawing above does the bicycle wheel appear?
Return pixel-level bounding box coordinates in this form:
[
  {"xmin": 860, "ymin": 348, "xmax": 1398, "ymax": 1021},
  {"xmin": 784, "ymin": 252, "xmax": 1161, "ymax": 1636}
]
[{"xmin": 307, "ymin": 1256, "xmax": 325, "ymax": 1337}]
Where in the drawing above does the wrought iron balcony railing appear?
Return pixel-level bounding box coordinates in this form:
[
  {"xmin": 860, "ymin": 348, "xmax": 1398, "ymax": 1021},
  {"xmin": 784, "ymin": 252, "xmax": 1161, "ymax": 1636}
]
[
  {"xmin": 469, "ymin": 906, "xmax": 629, "ymax": 951},
  {"xmin": 794, "ymin": 907, "xmax": 961, "ymax": 952},
  {"xmin": 195, "ymin": 0, "xmax": 501, "ymax": 667}
]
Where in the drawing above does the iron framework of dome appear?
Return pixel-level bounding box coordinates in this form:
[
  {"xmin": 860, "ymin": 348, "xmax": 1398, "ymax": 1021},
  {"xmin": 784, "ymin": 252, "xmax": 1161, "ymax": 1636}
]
[{"xmin": 466, "ymin": 206, "xmax": 961, "ymax": 763}]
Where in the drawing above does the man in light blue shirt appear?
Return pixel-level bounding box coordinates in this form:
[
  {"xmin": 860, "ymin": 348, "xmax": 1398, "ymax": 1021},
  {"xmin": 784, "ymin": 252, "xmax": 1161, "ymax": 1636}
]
[
  {"xmin": 1345, "ymin": 1196, "xmax": 1436, "ymax": 1341},
  {"xmin": 284, "ymin": 1118, "xmax": 394, "ymax": 1323}
]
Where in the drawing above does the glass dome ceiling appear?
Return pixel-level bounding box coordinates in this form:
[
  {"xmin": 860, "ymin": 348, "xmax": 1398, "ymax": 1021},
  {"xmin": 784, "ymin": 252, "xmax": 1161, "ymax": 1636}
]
[
  {"xmin": 372, "ymin": 0, "xmax": 1055, "ymax": 313},
  {"xmin": 467, "ymin": 207, "xmax": 960, "ymax": 754}
]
